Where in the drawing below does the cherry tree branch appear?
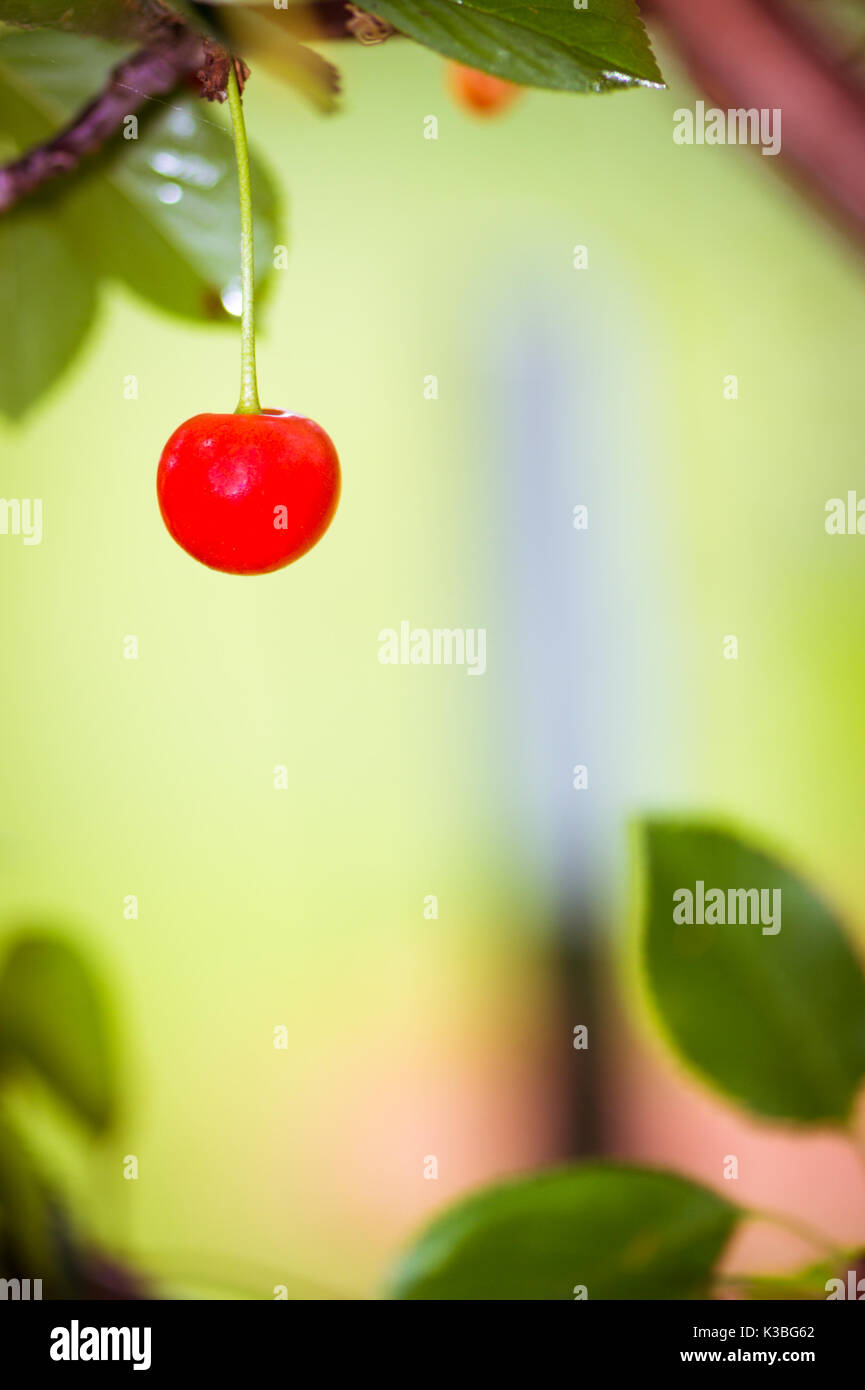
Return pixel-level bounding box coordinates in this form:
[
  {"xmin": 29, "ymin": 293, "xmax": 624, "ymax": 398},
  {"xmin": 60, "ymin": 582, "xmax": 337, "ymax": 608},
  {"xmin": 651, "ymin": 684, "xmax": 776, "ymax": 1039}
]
[
  {"xmin": 6, "ymin": 0, "xmax": 865, "ymax": 249},
  {"xmin": 0, "ymin": 0, "xmax": 352, "ymax": 215},
  {"xmin": 0, "ymin": 22, "xmax": 213, "ymax": 214}
]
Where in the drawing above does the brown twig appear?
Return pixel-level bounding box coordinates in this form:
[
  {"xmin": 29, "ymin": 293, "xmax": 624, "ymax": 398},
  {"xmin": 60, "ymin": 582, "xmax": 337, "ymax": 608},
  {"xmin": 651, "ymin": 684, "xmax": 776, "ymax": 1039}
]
[
  {"xmin": 0, "ymin": 0, "xmax": 354, "ymax": 214},
  {"xmin": 0, "ymin": 19, "xmax": 226, "ymax": 215}
]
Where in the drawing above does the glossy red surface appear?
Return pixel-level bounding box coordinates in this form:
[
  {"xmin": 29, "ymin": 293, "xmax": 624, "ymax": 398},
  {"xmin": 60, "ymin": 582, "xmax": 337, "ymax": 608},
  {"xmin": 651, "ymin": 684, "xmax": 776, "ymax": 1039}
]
[{"xmin": 157, "ymin": 410, "xmax": 341, "ymax": 575}]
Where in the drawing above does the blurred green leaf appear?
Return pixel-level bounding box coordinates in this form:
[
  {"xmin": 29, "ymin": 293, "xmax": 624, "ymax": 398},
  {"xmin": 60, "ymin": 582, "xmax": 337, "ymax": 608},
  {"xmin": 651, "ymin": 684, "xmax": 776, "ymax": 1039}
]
[
  {"xmin": 0, "ymin": 1113, "xmax": 57, "ymax": 1278},
  {"xmin": 0, "ymin": 0, "xmax": 212, "ymax": 42},
  {"xmin": 0, "ymin": 935, "xmax": 115, "ymax": 1131},
  {"xmin": 96, "ymin": 96, "xmax": 280, "ymax": 319},
  {"xmin": 0, "ymin": 207, "xmax": 98, "ymax": 419},
  {"xmin": 733, "ymin": 1259, "xmax": 841, "ymax": 1300},
  {"xmin": 0, "ymin": 0, "xmax": 181, "ymax": 41},
  {"xmin": 218, "ymin": 5, "xmax": 341, "ymax": 113},
  {"xmin": 389, "ymin": 1165, "xmax": 740, "ymax": 1300},
  {"xmin": 640, "ymin": 821, "xmax": 865, "ymax": 1123},
  {"xmin": 361, "ymin": 0, "xmax": 663, "ymax": 92},
  {"xmin": 0, "ymin": 30, "xmax": 280, "ymax": 327}
]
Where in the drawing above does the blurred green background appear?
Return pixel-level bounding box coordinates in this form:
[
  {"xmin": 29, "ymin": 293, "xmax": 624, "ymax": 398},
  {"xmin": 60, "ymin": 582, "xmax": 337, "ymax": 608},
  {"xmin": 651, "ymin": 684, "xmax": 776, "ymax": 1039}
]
[{"xmin": 2, "ymin": 31, "xmax": 865, "ymax": 1297}]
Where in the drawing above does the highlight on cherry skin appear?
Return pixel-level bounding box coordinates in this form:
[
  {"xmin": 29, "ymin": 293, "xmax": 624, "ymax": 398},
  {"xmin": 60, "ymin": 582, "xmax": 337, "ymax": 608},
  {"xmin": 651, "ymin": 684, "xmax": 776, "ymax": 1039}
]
[{"xmin": 157, "ymin": 409, "xmax": 341, "ymax": 575}]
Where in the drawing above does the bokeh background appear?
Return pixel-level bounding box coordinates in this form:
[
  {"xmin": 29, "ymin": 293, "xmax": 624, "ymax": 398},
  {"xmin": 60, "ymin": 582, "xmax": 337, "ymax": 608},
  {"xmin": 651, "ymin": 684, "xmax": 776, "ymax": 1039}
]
[{"xmin": 2, "ymin": 26, "xmax": 865, "ymax": 1297}]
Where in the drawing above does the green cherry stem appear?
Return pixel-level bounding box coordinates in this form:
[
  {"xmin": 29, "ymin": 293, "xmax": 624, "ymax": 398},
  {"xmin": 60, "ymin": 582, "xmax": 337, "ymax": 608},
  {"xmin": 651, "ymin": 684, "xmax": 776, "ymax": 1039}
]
[{"xmin": 226, "ymin": 58, "xmax": 261, "ymax": 416}]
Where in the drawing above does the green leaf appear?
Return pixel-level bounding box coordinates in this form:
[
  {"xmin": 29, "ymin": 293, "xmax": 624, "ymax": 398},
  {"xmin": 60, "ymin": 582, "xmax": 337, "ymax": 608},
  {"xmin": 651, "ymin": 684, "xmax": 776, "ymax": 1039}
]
[
  {"xmin": 640, "ymin": 821, "xmax": 865, "ymax": 1123},
  {"xmin": 0, "ymin": 0, "xmax": 184, "ymax": 42},
  {"xmin": 0, "ymin": 30, "xmax": 280, "ymax": 325},
  {"xmin": 97, "ymin": 96, "xmax": 280, "ymax": 319},
  {"xmin": 389, "ymin": 1165, "xmax": 740, "ymax": 1300},
  {"xmin": 217, "ymin": 5, "xmax": 341, "ymax": 113},
  {"xmin": 0, "ymin": 935, "xmax": 115, "ymax": 1131},
  {"xmin": 362, "ymin": 0, "xmax": 663, "ymax": 92},
  {"xmin": 0, "ymin": 1114, "xmax": 57, "ymax": 1278},
  {"xmin": 733, "ymin": 1259, "xmax": 841, "ymax": 1300},
  {"xmin": 0, "ymin": 207, "xmax": 98, "ymax": 418}
]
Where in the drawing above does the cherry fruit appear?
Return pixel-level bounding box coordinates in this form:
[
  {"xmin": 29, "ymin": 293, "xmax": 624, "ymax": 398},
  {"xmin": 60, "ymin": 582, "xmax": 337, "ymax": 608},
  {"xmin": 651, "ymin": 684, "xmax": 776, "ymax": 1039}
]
[
  {"xmin": 447, "ymin": 62, "xmax": 522, "ymax": 116},
  {"xmin": 157, "ymin": 409, "xmax": 340, "ymax": 575},
  {"xmin": 156, "ymin": 63, "xmax": 340, "ymax": 575}
]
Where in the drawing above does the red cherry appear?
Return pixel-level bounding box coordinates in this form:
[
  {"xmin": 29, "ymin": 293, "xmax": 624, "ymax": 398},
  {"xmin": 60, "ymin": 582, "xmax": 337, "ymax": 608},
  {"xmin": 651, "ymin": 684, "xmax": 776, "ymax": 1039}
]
[
  {"xmin": 447, "ymin": 62, "xmax": 522, "ymax": 116},
  {"xmin": 157, "ymin": 409, "xmax": 340, "ymax": 575}
]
